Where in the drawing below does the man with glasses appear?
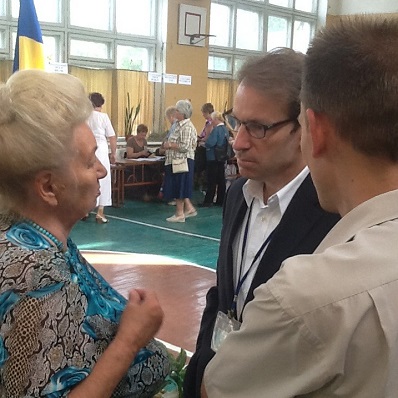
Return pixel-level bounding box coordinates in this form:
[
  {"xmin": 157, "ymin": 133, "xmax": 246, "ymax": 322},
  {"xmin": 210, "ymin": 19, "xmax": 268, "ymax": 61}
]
[
  {"xmin": 202, "ymin": 16, "xmax": 398, "ymax": 397},
  {"xmin": 183, "ymin": 48, "xmax": 340, "ymax": 397}
]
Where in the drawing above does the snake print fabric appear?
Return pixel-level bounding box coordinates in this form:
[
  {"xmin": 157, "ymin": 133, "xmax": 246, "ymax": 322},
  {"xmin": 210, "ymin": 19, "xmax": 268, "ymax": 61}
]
[{"xmin": 0, "ymin": 217, "xmax": 170, "ymax": 397}]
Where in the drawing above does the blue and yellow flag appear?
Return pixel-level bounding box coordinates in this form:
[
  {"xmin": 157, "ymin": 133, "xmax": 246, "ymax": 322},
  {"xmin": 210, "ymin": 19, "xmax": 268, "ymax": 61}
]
[{"xmin": 13, "ymin": 0, "xmax": 45, "ymax": 72}]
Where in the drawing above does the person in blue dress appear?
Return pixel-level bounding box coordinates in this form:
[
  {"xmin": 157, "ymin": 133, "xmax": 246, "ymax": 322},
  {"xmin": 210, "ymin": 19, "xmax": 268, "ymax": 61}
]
[{"xmin": 0, "ymin": 70, "xmax": 169, "ymax": 397}]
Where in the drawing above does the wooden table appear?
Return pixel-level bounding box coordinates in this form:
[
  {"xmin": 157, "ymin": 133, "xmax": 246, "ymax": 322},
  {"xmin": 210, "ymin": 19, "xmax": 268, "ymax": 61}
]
[
  {"xmin": 110, "ymin": 164, "xmax": 125, "ymax": 207},
  {"xmin": 111, "ymin": 157, "xmax": 165, "ymax": 206}
]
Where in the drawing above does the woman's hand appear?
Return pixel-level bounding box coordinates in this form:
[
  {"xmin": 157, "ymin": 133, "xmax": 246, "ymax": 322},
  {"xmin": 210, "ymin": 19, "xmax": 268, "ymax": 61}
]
[
  {"xmin": 69, "ymin": 289, "xmax": 163, "ymax": 398},
  {"xmin": 141, "ymin": 149, "xmax": 151, "ymax": 157},
  {"xmin": 110, "ymin": 153, "xmax": 116, "ymax": 164},
  {"xmin": 116, "ymin": 289, "xmax": 164, "ymax": 355}
]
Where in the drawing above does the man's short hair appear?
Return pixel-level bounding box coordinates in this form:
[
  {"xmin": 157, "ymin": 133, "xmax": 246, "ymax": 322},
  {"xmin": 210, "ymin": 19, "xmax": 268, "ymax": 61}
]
[
  {"xmin": 237, "ymin": 47, "xmax": 304, "ymax": 119},
  {"xmin": 302, "ymin": 16, "xmax": 398, "ymax": 161}
]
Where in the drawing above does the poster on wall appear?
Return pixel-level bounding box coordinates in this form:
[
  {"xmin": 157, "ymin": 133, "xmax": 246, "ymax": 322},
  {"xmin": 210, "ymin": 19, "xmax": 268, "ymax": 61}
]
[
  {"xmin": 47, "ymin": 62, "xmax": 68, "ymax": 74},
  {"xmin": 179, "ymin": 75, "xmax": 192, "ymax": 85},
  {"xmin": 148, "ymin": 72, "xmax": 162, "ymax": 82},
  {"xmin": 178, "ymin": 4, "xmax": 207, "ymax": 47},
  {"xmin": 164, "ymin": 74, "xmax": 178, "ymax": 84}
]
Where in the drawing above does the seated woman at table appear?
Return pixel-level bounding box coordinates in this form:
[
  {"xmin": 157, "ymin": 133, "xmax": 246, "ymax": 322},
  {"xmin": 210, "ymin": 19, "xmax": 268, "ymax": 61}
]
[
  {"xmin": 126, "ymin": 124, "xmax": 151, "ymax": 159},
  {"xmin": 0, "ymin": 69, "xmax": 169, "ymax": 397}
]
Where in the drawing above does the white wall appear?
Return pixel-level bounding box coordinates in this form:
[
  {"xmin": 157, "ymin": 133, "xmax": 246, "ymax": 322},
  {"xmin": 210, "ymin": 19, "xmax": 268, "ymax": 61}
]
[{"xmin": 328, "ymin": 0, "xmax": 398, "ymax": 15}]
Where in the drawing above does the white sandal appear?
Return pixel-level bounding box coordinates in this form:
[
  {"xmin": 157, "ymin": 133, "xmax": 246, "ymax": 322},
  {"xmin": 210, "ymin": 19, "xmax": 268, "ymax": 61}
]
[
  {"xmin": 184, "ymin": 209, "xmax": 197, "ymax": 218},
  {"xmin": 166, "ymin": 214, "xmax": 185, "ymax": 223}
]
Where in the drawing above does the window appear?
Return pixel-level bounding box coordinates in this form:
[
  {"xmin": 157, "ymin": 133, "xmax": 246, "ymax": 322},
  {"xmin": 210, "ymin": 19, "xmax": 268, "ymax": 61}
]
[
  {"xmin": 12, "ymin": 0, "xmax": 61, "ymax": 23},
  {"xmin": 43, "ymin": 35, "xmax": 60, "ymax": 63},
  {"xmin": 268, "ymin": 0, "xmax": 290, "ymax": 8},
  {"xmin": 292, "ymin": 20, "xmax": 312, "ymax": 53},
  {"xmin": 0, "ymin": 29, "xmax": 5, "ymax": 51},
  {"xmin": 0, "ymin": 0, "xmax": 5, "ymax": 17},
  {"xmin": 295, "ymin": 0, "xmax": 316, "ymax": 13},
  {"xmin": 236, "ymin": 8, "xmax": 262, "ymax": 51},
  {"xmin": 208, "ymin": 0, "xmax": 319, "ymax": 78},
  {"xmin": 233, "ymin": 57, "xmax": 246, "ymax": 78},
  {"xmin": 116, "ymin": 0, "xmax": 153, "ymax": 36},
  {"xmin": 208, "ymin": 55, "xmax": 232, "ymax": 72},
  {"xmin": 3, "ymin": 0, "xmax": 161, "ymax": 70},
  {"xmin": 70, "ymin": 0, "xmax": 111, "ymax": 30},
  {"xmin": 117, "ymin": 45, "xmax": 151, "ymax": 71},
  {"xmin": 209, "ymin": 3, "xmax": 232, "ymax": 47},
  {"xmin": 70, "ymin": 38, "xmax": 111, "ymax": 60},
  {"xmin": 267, "ymin": 15, "xmax": 290, "ymax": 50},
  {"xmin": 11, "ymin": 31, "xmax": 60, "ymax": 62}
]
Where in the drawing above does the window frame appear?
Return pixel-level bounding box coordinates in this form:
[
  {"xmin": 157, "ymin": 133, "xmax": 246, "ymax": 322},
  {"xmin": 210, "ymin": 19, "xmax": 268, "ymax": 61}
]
[
  {"xmin": 208, "ymin": 0, "xmax": 320, "ymax": 78},
  {"xmin": 68, "ymin": 34, "xmax": 114, "ymax": 66},
  {"xmin": 115, "ymin": 40, "xmax": 156, "ymax": 71},
  {"xmin": 0, "ymin": 0, "xmax": 160, "ymax": 70}
]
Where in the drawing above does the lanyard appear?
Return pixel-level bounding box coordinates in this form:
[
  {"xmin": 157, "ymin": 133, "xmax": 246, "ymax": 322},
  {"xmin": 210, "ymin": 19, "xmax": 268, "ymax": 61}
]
[{"xmin": 229, "ymin": 199, "xmax": 276, "ymax": 319}]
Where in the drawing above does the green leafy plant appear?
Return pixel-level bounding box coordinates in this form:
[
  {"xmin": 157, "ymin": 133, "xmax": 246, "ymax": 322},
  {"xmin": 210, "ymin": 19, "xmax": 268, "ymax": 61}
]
[
  {"xmin": 124, "ymin": 92, "xmax": 141, "ymax": 138},
  {"xmin": 168, "ymin": 348, "xmax": 187, "ymax": 397},
  {"xmin": 155, "ymin": 347, "xmax": 187, "ymax": 398}
]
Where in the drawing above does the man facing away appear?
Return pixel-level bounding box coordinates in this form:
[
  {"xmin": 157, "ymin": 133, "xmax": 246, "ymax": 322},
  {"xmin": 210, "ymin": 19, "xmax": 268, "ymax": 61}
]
[
  {"xmin": 183, "ymin": 48, "xmax": 339, "ymax": 397},
  {"xmin": 202, "ymin": 16, "xmax": 398, "ymax": 397}
]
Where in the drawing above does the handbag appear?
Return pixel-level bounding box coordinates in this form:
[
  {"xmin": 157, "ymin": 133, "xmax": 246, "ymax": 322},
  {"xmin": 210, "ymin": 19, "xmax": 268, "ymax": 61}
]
[
  {"xmin": 214, "ymin": 139, "xmax": 234, "ymax": 162},
  {"xmin": 172, "ymin": 158, "xmax": 189, "ymax": 173}
]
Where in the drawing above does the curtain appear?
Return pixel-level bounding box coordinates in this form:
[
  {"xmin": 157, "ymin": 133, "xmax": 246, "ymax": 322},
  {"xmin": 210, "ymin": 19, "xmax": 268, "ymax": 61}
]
[
  {"xmin": 69, "ymin": 66, "xmax": 114, "ymax": 126},
  {"xmin": 0, "ymin": 61, "xmax": 154, "ymax": 138},
  {"xmin": 70, "ymin": 67, "xmax": 153, "ymax": 137},
  {"xmin": 0, "ymin": 60, "xmax": 13, "ymax": 83},
  {"xmin": 115, "ymin": 69, "xmax": 154, "ymax": 137},
  {"xmin": 0, "ymin": 60, "xmax": 237, "ymax": 137},
  {"xmin": 207, "ymin": 78, "xmax": 237, "ymax": 113}
]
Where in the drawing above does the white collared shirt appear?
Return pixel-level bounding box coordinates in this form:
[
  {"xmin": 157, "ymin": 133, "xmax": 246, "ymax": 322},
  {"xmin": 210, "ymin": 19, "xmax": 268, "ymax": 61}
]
[{"xmin": 232, "ymin": 166, "xmax": 309, "ymax": 317}]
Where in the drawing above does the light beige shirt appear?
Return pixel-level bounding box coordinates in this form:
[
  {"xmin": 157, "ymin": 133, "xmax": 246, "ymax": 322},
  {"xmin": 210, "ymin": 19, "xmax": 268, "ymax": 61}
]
[{"xmin": 204, "ymin": 189, "xmax": 398, "ymax": 397}]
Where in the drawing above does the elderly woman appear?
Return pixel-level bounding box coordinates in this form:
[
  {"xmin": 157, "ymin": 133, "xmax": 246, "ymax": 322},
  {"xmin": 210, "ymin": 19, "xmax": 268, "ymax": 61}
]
[
  {"xmin": 0, "ymin": 70, "xmax": 169, "ymax": 397},
  {"xmin": 163, "ymin": 100, "xmax": 197, "ymax": 222}
]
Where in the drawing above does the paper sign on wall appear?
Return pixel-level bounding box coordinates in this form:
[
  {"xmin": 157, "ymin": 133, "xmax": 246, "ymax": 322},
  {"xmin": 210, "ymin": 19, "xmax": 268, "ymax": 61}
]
[
  {"xmin": 47, "ymin": 62, "xmax": 68, "ymax": 74},
  {"xmin": 148, "ymin": 72, "xmax": 162, "ymax": 82},
  {"xmin": 178, "ymin": 75, "xmax": 192, "ymax": 85},
  {"xmin": 164, "ymin": 74, "xmax": 178, "ymax": 84}
]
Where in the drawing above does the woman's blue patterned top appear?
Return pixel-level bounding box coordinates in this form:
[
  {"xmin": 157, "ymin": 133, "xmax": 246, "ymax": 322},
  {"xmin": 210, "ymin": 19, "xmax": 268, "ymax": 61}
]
[{"xmin": 0, "ymin": 217, "xmax": 169, "ymax": 397}]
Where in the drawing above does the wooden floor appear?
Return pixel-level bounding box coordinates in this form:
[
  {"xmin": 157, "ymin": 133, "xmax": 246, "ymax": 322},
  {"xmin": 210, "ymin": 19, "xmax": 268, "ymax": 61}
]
[{"xmin": 84, "ymin": 250, "xmax": 216, "ymax": 354}]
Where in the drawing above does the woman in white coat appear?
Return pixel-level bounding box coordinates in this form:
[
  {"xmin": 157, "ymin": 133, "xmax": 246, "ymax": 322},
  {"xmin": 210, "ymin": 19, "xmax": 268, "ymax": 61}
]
[{"xmin": 87, "ymin": 92, "xmax": 117, "ymax": 223}]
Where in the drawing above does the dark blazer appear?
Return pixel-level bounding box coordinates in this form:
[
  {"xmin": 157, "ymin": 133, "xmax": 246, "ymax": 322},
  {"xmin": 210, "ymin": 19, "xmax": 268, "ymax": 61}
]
[{"xmin": 183, "ymin": 174, "xmax": 340, "ymax": 397}]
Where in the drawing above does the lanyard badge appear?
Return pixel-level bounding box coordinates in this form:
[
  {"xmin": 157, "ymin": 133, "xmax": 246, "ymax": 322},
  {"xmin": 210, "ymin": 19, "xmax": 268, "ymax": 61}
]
[{"xmin": 211, "ymin": 311, "xmax": 241, "ymax": 352}]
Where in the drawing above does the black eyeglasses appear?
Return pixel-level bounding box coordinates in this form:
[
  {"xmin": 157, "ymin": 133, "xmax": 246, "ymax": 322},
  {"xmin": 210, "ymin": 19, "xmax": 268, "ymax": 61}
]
[{"xmin": 230, "ymin": 116, "xmax": 298, "ymax": 139}]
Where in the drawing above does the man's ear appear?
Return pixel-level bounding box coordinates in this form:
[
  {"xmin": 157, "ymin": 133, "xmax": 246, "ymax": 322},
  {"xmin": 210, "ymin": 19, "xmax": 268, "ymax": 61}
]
[
  {"xmin": 306, "ymin": 108, "xmax": 328, "ymax": 158},
  {"xmin": 34, "ymin": 170, "xmax": 59, "ymax": 206}
]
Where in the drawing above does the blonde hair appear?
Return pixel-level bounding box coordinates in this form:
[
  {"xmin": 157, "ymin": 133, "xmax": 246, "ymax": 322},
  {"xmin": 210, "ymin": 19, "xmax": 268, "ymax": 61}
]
[
  {"xmin": 165, "ymin": 106, "xmax": 177, "ymax": 118},
  {"xmin": 0, "ymin": 69, "xmax": 92, "ymax": 212},
  {"xmin": 211, "ymin": 111, "xmax": 224, "ymax": 123}
]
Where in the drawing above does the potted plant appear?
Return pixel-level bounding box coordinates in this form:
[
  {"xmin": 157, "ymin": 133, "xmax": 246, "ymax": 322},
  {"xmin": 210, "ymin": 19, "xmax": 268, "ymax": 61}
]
[
  {"xmin": 155, "ymin": 348, "xmax": 187, "ymax": 398},
  {"xmin": 124, "ymin": 92, "xmax": 141, "ymax": 139}
]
